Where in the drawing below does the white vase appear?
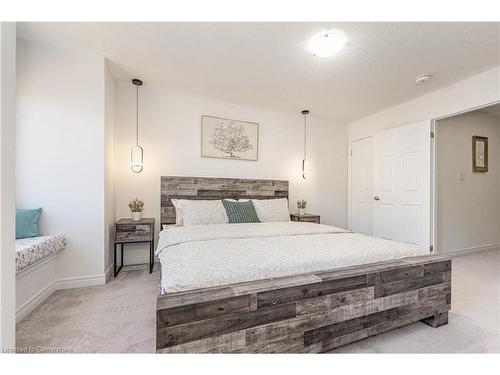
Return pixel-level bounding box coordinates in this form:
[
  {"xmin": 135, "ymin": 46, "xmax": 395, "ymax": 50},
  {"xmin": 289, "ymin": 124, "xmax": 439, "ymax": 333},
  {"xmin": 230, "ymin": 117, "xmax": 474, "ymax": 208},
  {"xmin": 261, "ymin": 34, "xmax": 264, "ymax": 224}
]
[
  {"xmin": 298, "ymin": 208, "xmax": 305, "ymax": 216},
  {"xmin": 132, "ymin": 211, "xmax": 142, "ymax": 221}
]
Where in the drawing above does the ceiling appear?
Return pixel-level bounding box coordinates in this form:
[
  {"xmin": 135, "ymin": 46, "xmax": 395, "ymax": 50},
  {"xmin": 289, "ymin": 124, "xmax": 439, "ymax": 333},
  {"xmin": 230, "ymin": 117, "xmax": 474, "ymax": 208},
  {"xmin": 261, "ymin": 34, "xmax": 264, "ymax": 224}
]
[{"xmin": 17, "ymin": 22, "xmax": 500, "ymax": 123}]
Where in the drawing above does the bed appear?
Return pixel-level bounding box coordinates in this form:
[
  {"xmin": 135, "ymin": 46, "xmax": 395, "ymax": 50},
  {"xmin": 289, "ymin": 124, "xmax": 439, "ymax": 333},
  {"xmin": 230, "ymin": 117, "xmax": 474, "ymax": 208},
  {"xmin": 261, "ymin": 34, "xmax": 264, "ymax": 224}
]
[{"xmin": 156, "ymin": 176, "xmax": 451, "ymax": 353}]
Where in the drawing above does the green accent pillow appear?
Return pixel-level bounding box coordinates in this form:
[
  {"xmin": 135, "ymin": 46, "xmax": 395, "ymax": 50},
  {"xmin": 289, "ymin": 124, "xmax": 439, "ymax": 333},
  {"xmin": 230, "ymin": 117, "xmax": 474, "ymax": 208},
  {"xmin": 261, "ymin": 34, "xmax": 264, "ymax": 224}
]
[
  {"xmin": 222, "ymin": 200, "xmax": 261, "ymax": 224},
  {"xmin": 16, "ymin": 208, "xmax": 42, "ymax": 239}
]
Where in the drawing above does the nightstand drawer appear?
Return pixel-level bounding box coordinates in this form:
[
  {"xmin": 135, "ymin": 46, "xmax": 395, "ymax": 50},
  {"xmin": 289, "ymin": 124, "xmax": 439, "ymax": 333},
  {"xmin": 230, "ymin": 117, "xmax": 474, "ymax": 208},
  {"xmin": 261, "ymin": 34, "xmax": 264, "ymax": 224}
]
[
  {"xmin": 115, "ymin": 223, "xmax": 152, "ymax": 242},
  {"xmin": 298, "ymin": 217, "xmax": 319, "ymax": 223},
  {"xmin": 290, "ymin": 214, "xmax": 320, "ymax": 224}
]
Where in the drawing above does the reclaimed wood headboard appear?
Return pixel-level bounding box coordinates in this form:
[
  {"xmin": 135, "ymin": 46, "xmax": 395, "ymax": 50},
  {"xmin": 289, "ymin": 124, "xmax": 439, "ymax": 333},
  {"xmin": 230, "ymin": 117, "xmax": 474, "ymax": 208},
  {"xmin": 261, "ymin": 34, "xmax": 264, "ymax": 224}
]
[{"xmin": 160, "ymin": 176, "xmax": 289, "ymax": 225}]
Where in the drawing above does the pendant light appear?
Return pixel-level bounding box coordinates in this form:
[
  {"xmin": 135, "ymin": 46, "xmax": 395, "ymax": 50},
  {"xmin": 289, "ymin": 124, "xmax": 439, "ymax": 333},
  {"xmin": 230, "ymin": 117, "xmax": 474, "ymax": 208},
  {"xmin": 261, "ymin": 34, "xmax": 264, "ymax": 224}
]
[
  {"xmin": 130, "ymin": 79, "xmax": 144, "ymax": 173},
  {"xmin": 301, "ymin": 109, "xmax": 309, "ymax": 179}
]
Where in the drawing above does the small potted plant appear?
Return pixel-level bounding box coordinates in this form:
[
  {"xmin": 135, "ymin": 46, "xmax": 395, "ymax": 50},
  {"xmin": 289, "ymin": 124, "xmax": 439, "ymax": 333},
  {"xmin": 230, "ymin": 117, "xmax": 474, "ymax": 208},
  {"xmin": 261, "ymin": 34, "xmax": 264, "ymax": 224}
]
[
  {"xmin": 129, "ymin": 198, "xmax": 144, "ymax": 221},
  {"xmin": 297, "ymin": 199, "xmax": 307, "ymax": 216}
]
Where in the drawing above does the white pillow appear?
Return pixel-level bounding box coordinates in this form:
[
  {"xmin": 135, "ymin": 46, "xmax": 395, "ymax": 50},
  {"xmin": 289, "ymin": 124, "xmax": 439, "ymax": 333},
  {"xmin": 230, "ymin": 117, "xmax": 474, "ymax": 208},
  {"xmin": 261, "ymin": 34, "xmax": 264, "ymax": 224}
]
[
  {"xmin": 170, "ymin": 199, "xmax": 185, "ymax": 226},
  {"xmin": 162, "ymin": 224, "xmax": 176, "ymax": 231},
  {"xmin": 171, "ymin": 199, "xmax": 229, "ymax": 226},
  {"xmin": 252, "ymin": 198, "xmax": 291, "ymax": 222}
]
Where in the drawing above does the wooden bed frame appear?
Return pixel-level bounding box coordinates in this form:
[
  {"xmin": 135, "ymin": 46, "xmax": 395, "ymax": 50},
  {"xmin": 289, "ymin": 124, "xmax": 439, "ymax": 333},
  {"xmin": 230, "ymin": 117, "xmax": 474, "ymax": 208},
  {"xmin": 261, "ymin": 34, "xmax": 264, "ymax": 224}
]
[{"xmin": 157, "ymin": 176, "xmax": 451, "ymax": 353}]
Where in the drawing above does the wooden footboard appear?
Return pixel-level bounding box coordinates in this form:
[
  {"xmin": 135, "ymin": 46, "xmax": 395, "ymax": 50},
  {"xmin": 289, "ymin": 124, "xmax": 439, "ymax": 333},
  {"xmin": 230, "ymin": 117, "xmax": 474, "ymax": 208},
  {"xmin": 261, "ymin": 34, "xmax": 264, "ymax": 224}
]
[{"xmin": 156, "ymin": 255, "xmax": 451, "ymax": 353}]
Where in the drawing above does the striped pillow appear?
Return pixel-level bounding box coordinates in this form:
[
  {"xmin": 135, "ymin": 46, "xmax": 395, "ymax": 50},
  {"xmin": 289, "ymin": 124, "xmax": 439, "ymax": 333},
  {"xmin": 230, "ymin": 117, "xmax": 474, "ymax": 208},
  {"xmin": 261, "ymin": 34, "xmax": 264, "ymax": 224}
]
[{"xmin": 221, "ymin": 200, "xmax": 261, "ymax": 224}]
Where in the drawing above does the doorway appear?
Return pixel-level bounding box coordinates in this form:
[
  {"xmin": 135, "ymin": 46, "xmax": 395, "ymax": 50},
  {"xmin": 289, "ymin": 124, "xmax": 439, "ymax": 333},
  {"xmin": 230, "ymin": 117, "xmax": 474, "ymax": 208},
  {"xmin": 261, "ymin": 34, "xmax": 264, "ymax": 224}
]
[{"xmin": 433, "ymin": 102, "xmax": 500, "ymax": 254}]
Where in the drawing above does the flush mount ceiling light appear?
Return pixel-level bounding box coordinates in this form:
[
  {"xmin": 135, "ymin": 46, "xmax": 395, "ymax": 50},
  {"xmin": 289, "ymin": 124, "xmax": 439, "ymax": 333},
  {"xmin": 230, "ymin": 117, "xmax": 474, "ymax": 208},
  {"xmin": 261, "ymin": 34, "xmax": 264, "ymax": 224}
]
[
  {"xmin": 415, "ymin": 74, "xmax": 432, "ymax": 85},
  {"xmin": 308, "ymin": 29, "xmax": 347, "ymax": 57}
]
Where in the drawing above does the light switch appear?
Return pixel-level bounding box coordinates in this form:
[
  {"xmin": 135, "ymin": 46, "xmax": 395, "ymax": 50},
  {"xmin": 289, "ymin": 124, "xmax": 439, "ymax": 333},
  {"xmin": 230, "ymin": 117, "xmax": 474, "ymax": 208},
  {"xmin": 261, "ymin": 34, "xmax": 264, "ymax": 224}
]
[{"xmin": 458, "ymin": 172, "xmax": 466, "ymax": 182}]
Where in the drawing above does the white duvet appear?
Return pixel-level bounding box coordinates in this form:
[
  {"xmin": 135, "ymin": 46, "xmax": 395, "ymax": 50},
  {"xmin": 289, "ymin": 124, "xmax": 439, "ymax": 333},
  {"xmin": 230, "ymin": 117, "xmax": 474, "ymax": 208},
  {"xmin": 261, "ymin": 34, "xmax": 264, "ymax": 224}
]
[{"xmin": 156, "ymin": 222, "xmax": 427, "ymax": 293}]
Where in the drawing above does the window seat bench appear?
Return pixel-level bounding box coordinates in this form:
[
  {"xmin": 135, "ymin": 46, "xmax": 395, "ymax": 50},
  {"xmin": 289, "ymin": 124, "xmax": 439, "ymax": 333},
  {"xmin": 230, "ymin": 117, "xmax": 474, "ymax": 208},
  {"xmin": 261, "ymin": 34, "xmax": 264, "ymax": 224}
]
[{"xmin": 16, "ymin": 234, "xmax": 66, "ymax": 274}]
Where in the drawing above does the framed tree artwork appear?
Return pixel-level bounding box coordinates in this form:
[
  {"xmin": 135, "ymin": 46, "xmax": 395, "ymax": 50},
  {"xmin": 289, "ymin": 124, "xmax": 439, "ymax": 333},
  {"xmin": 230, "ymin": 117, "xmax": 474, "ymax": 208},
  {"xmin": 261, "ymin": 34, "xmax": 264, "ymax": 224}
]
[
  {"xmin": 472, "ymin": 136, "xmax": 488, "ymax": 172},
  {"xmin": 201, "ymin": 115, "xmax": 259, "ymax": 161}
]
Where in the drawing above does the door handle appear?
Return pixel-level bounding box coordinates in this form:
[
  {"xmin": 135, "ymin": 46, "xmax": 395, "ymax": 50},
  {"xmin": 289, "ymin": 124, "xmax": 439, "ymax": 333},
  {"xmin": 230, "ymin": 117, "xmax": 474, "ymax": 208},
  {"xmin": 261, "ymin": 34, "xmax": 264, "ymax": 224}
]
[{"xmin": 374, "ymin": 196, "xmax": 380, "ymax": 201}]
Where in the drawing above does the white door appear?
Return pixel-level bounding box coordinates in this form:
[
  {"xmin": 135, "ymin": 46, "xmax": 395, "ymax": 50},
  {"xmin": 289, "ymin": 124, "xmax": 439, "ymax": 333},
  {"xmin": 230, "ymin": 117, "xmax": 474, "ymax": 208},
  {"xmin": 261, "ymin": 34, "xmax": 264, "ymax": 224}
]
[
  {"xmin": 372, "ymin": 121, "xmax": 431, "ymax": 251},
  {"xmin": 351, "ymin": 137, "xmax": 373, "ymax": 235}
]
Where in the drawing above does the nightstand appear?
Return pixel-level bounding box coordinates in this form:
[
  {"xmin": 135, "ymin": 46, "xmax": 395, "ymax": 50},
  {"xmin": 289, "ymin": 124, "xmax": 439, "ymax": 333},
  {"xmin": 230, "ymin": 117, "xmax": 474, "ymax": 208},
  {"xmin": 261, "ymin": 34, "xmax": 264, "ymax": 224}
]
[
  {"xmin": 114, "ymin": 218, "xmax": 155, "ymax": 277},
  {"xmin": 290, "ymin": 213, "xmax": 320, "ymax": 224}
]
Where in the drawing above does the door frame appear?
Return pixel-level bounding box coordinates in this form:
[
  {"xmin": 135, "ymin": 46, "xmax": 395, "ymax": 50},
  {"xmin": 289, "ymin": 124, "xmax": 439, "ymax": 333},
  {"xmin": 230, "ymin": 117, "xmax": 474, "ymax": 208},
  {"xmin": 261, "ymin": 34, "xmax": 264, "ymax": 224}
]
[
  {"xmin": 430, "ymin": 99, "xmax": 500, "ymax": 253},
  {"xmin": 347, "ymin": 99, "xmax": 500, "ymax": 253}
]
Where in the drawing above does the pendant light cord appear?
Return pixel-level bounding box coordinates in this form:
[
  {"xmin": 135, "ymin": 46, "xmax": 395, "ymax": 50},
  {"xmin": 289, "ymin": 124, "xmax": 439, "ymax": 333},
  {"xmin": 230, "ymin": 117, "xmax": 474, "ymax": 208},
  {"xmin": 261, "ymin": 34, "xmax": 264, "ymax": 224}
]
[{"xmin": 136, "ymin": 85, "xmax": 139, "ymax": 146}]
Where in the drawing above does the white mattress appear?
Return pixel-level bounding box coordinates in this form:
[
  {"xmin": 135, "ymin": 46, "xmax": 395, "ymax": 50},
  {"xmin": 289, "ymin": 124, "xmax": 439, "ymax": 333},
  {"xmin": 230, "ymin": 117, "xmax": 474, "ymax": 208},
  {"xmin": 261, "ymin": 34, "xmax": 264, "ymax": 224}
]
[{"xmin": 156, "ymin": 222, "xmax": 427, "ymax": 293}]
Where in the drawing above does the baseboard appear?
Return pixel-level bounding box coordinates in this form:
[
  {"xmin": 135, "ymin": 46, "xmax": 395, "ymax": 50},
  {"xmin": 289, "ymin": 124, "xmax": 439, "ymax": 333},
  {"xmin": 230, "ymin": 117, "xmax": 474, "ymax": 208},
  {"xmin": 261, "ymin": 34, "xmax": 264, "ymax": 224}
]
[
  {"xmin": 16, "ymin": 272, "xmax": 106, "ymax": 322},
  {"xmin": 55, "ymin": 273, "xmax": 106, "ymax": 290},
  {"xmin": 16, "ymin": 280, "xmax": 57, "ymax": 323},
  {"xmin": 437, "ymin": 243, "xmax": 500, "ymax": 258}
]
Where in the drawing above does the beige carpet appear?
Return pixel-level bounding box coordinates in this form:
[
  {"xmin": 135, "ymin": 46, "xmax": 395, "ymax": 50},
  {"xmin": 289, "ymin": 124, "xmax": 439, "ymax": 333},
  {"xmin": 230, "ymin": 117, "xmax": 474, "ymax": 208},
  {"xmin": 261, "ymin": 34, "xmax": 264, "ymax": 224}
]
[
  {"xmin": 16, "ymin": 266, "xmax": 160, "ymax": 353},
  {"xmin": 16, "ymin": 251, "xmax": 500, "ymax": 353}
]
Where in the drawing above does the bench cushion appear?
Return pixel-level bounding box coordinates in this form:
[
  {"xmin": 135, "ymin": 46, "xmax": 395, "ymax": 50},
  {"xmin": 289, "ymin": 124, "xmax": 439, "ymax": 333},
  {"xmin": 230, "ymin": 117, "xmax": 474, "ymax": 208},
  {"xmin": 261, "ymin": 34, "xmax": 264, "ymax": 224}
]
[{"xmin": 16, "ymin": 234, "xmax": 66, "ymax": 273}]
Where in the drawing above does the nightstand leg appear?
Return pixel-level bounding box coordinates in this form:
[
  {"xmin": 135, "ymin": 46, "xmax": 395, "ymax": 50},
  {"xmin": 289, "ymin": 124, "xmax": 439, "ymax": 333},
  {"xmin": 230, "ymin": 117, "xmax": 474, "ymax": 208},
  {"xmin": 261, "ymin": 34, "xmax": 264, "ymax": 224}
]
[
  {"xmin": 149, "ymin": 241, "xmax": 153, "ymax": 273},
  {"xmin": 114, "ymin": 243, "xmax": 124, "ymax": 277}
]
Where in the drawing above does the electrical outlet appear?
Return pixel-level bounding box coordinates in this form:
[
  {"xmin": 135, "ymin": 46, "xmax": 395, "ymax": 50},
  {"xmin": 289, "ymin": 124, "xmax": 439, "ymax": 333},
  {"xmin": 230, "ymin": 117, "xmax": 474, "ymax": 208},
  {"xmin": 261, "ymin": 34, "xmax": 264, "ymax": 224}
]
[{"xmin": 458, "ymin": 172, "xmax": 466, "ymax": 182}]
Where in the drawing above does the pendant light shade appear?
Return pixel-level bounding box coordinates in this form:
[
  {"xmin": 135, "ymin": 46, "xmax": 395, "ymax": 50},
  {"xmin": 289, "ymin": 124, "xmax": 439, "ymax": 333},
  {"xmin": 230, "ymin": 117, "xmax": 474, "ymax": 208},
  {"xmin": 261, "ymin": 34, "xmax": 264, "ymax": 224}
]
[
  {"xmin": 130, "ymin": 145, "xmax": 144, "ymax": 173},
  {"xmin": 301, "ymin": 109, "xmax": 309, "ymax": 179},
  {"xmin": 130, "ymin": 79, "xmax": 144, "ymax": 173},
  {"xmin": 302, "ymin": 158, "xmax": 309, "ymax": 179}
]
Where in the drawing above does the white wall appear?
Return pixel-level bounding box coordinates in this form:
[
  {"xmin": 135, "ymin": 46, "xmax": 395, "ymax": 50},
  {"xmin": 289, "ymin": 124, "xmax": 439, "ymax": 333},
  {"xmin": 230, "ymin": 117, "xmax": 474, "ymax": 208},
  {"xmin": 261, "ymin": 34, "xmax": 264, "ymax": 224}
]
[
  {"xmin": 0, "ymin": 22, "xmax": 16, "ymax": 351},
  {"xmin": 348, "ymin": 67, "xmax": 500, "ymax": 141},
  {"xmin": 114, "ymin": 85, "xmax": 348, "ymax": 264},
  {"xmin": 16, "ymin": 39, "xmax": 108, "ymax": 282},
  {"xmin": 436, "ymin": 110, "xmax": 500, "ymax": 252}
]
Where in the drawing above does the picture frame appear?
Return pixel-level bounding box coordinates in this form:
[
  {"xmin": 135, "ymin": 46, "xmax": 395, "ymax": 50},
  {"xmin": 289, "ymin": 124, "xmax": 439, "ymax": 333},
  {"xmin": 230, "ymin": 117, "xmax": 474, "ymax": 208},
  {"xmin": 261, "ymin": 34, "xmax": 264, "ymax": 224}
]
[
  {"xmin": 472, "ymin": 135, "xmax": 488, "ymax": 172},
  {"xmin": 201, "ymin": 115, "xmax": 259, "ymax": 161}
]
